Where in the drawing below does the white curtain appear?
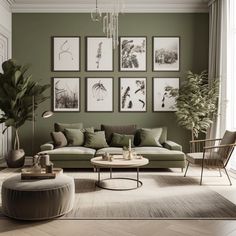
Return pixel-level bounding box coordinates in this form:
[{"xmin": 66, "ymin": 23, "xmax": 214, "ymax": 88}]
[{"xmin": 208, "ymin": 0, "xmax": 228, "ymax": 139}]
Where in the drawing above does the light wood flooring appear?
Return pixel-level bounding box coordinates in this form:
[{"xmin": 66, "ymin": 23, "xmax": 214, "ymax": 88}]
[{"xmin": 1, "ymin": 166, "xmax": 236, "ymax": 236}]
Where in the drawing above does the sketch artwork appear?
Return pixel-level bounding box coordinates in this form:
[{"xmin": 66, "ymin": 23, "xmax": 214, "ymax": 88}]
[
  {"xmin": 86, "ymin": 78, "xmax": 113, "ymax": 112},
  {"xmin": 120, "ymin": 78, "xmax": 146, "ymax": 112},
  {"xmin": 86, "ymin": 37, "xmax": 113, "ymax": 71},
  {"xmin": 53, "ymin": 78, "xmax": 80, "ymax": 112},
  {"xmin": 153, "ymin": 37, "xmax": 180, "ymax": 71},
  {"xmin": 53, "ymin": 37, "xmax": 80, "ymax": 71},
  {"xmin": 120, "ymin": 37, "xmax": 147, "ymax": 71},
  {"xmin": 153, "ymin": 78, "xmax": 179, "ymax": 112}
]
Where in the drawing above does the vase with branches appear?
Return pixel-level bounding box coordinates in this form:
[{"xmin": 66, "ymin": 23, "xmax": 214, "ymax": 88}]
[
  {"xmin": 166, "ymin": 70, "xmax": 219, "ymax": 141},
  {"xmin": 0, "ymin": 59, "xmax": 50, "ymax": 167}
]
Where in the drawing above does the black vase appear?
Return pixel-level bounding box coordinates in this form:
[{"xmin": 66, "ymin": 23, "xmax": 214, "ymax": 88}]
[{"xmin": 6, "ymin": 149, "xmax": 25, "ymax": 168}]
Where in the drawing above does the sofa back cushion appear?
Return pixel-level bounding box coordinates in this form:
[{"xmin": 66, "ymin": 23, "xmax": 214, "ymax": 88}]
[
  {"xmin": 138, "ymin": 128, "xmax": 163, "ymax": 147},
  {"xmin": 134, "ymin": 127, "xmax": 167, "ymax": 146},
  {"xmin": 54, "ymin": 122, "xmax": 83, "ymax": 132},
  {"xmin": 84, "ymin": 131, "xmax": 109, "ymax": 149},
  {"xmin": 101, "ymin": 124, "xmax": 137, "ymax": 144},
  {"xmin": 110, "ymin": 133, "xmax": 135, "ymax": 147},
  {"xmin": 51, "ymin": 131, "xmax": 68, "ymax": 148}
]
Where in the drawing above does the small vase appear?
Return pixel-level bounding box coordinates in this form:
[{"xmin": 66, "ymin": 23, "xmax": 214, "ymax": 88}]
[{"xmin": 6, "ymin": 149, "xmax": 25, "ymax": 168}]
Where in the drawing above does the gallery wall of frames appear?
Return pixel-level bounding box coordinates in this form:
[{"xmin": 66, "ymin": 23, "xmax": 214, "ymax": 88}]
[{"xmin": 51, "ymin": 36, "xmax": 180, "ymax": 113}]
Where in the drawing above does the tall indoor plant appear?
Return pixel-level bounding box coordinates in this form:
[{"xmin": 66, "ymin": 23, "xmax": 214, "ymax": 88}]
[
  {"xmin": 0, "ymin": 59, "xmax": 50, "ymax": 167},
  {"xmin": 166, "ymin": 70, "xmax": 219, "ymax": 141}
]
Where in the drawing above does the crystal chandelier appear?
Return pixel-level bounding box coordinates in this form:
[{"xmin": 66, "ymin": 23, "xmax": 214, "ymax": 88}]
[{"xmin": 91, "ymin": 0, "xmax": 124, "ymax": 49}]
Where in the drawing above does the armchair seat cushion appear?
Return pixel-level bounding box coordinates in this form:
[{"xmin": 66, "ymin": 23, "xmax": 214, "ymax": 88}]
[{"xmin": 186, "ymin": 152, "xmax": 220, "ymax": 165}]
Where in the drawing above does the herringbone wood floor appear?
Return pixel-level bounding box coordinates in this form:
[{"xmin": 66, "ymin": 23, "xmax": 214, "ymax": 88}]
[{"xmin": 1, "ymin": 166, "xmax": 236, "ymax": 236}]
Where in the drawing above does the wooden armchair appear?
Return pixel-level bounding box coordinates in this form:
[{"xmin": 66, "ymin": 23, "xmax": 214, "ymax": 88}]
[{"xmin": 184, "ymin": 131, "xmax": 236, "ymax": 185}]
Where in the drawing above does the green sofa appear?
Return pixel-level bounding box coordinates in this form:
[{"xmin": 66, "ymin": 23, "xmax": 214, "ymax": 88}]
[{"xmin": 39, "ymin": 123, "xmax": 186, "ymax": 170}]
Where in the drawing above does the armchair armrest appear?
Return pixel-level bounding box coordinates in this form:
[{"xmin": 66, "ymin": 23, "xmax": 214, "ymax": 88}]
[
  {"xmin": 163, "ymin": 140, "xmax": 182, "ymax": 151},
  {"xmin": 203, "ymin": 143, "xmax": 236, "ymax": 150},
  {"xmin": 190, "ymin": 138, "xmax": 222, "ymax": 143},
  {"xmin": 40, "ymin": 142, "xmax": 54, "ymax": 151}
]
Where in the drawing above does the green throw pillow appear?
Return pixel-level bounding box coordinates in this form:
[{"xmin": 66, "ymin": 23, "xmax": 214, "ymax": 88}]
[
  {"xmin": 64, "ymin": 127, "xmax": 94, "ymax": 146},
  {"xmin": 50, "ymin": 131, "xmax": 68, "ymax": 147},
  {"xmin": 110, "ymin": 133, "xmax": 134, "ymax": 147},
  {"xmin": 54, "ymin": 122, "xmax": 83, "ymax": 132},
  {"xmin": 139, "ymin": 128, "xmax": 163, "ymax": 147},
  {"xmin": 84, "ymin": 131, "xmax": 109, "ymax": 149}
]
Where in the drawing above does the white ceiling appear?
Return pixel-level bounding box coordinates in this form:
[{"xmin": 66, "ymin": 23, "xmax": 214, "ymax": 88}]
[{"xmin": 5, "ymin": 0, "xmax": 209, "ymax": 13}]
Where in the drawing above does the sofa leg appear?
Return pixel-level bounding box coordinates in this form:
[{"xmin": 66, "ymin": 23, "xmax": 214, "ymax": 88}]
[{"xmin": 93, "ymin": 167, "xmax": 97, "ymax": 172}]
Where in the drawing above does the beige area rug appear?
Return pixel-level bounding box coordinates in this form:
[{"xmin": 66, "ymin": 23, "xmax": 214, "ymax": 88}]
[{"xmin": 1, "ymin": 169, "xmax": 236, "ymax": 219}]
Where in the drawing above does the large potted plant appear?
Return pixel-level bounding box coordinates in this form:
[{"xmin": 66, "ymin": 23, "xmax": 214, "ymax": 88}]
[
  {"xmin": 166, "ymin": 70, "xmax": 219, "ymax": 141},
  {"xmin": 0, "ymin": 59, "xmax": 50, "ymax": 167}
]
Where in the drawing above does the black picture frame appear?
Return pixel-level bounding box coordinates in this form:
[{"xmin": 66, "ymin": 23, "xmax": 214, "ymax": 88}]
[
  {"xmin": 85, "ymin": 36, "xmax": 114, "ymax": 72},
  {"xmin": 85, "ymin": 77, "xmax": 114, "ymax": 112},
  {"xmin": 119, "ymin": 36, "xmax": 147, "ymax": 72},
  {"xmin": 152, "ymin": 36, "xmax": 180, "ymax": 72},
  {"xmin": 51, "ymin": 36, "xmax": 81, "ymax": 72},
  {"xmin": 119, "ymin": 77, "xmax": 147, "ymax": 112},
  {"xmin": 52, "ymin": 77, "xmax": 81, "ymax": 112}
]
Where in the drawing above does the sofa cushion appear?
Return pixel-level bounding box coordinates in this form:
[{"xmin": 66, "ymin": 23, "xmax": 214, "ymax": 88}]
[
  {"xmin": 134, "ymin": 147, "xmax": 185, "ymax": 161},
  {"xmin": 50, "ymin": 132, "xmax": 68, "ymax": 148},
  {"xmin": 95, "ymin": 147, "xmax": 123, "ymax": 156},
  {"xmin": 134, "ymin": 127, "xmax": 167, "ymax": 146},
  {"xmin": 54, "ymin": 122, "xmax": 83, "ymax": 132},
  {"xmin": 101, "ymin": 124, "xmax": 137, "ymax": 144},
  {"xmin": 139, "ymin": 128, "xmax": 162, "ymax": 147},
  {"xmin": 110, "ymin": 133, "xmax": 134, "ymax": 147},
  {"xmin": 84, "ymin": 131, "xmax": 109, "ymax": 149},
  {"xmin": 41, "ymin": 147, "xmax": 96, "ymax": 161},
  {"xmin": 64, "ymin": 127, "xmax": 94, "ymax": 146}
]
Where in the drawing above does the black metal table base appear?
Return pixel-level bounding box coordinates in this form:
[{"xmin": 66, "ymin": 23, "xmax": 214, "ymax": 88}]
[{"xmin": 95, "ymin": 167, "xmax": 142, "ymax": 191}]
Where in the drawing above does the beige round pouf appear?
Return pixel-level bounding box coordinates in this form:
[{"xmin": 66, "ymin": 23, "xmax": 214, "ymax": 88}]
[{"xmin": 1, "ymin": 174, "xmax": 74, "ymax": 220}]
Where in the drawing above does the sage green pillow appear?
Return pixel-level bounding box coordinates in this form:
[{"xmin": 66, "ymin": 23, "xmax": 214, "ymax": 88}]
[
  {"xmin": 139, "ymin": 128, "xmax": 163, "ymax": 147},
  {"xmin": 54, "ymin": 122, "xmax": 83, "ymax": 132},
  {"xmin": 110, "ymin": 133, "xmax": 134, "ymax": 147},
  {"xmin": 64, "ymin": 127, "xmax": 94, "ymax": 146},
  {"xmin": 84, "ymin": 131, "xmax": 109, "ymax": 149}
]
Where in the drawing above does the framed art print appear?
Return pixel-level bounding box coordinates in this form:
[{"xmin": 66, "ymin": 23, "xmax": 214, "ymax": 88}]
[
  {"xmin": 153, "ymin": 77, "xmax": 179, "ymax": 112},
  {"xmin": 119, "ymin": 77, "xmax": 147, "ymax": 112},
  {"xmin": 52, "ymin": 36, "xmax": 80, "ymax": 71},
  {"xmin": 153, "ymin": 37, "xmax": 180, "ymax": 71},
  {"xmin": 86, "ymin": 37, "xmax": 113, "ymax": 71},
  {"xmin": 119, "ymin": 37, "xmax": 147, "ymax": 71},
  {"xmin": 86, "ymin": 77, "xmax": 113, "ymax": 112},
  {"xmin": 52, "ymin": 77, "xmax": 80, "ymax": 112}
]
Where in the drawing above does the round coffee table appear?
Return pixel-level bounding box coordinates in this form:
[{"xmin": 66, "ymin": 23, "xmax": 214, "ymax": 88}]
[{"xmin": 91, "ymin": 155, "xmax": 149, "ymax": 191}]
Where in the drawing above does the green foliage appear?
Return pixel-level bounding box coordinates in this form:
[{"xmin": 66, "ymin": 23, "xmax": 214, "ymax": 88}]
[
  {"xmin": 0, "ymin": 59, "xmax": 50, "ymax": 149},
  {"xmin": 166, "ymin": 70, "xmax": 219, "ymax": 139}
]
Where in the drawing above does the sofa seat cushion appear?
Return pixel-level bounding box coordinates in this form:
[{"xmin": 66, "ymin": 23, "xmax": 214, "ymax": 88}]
[
  {"xmin": 95, "ymin": 147, "xmax": 123, "ymax": 156},
  {"xmin": 41, "ymin": 147, "xmax": 96, "ymax": 161},
  {"xmin": 134, "ymin": 147, "xmax": 185, "ymax": 161}
]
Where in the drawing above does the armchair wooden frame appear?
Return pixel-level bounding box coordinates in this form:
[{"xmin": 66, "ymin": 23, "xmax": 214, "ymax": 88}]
[{"xmin": 184, "ymin": 138, "xmax": 236, "ymax": 185}]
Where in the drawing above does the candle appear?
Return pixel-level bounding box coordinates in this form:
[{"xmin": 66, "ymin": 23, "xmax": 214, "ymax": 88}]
[
  {"xmin": 45, "ymin": 154, "xmax": 50, "ymax": 166},
  {"xmin": 129, "ymin": 139, "xmax": 131, "ymax": 151}
]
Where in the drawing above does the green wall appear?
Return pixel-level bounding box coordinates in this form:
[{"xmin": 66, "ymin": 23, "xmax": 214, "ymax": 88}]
[{"xmin": 12, "ymin": 13, "xmax": 209, "ymax": 154}]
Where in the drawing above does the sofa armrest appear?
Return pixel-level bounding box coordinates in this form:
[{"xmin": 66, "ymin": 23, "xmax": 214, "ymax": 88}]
[
  {"xmin": 40, "ymin": 142, "xmax": 54, "ymax": 151},
  {"xmin": 163, "ymin": 140, "xmax": 182, "ymax": 151}
]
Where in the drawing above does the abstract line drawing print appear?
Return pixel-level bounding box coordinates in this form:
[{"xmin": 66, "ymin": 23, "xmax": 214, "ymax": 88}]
[
  {"xmin": 120, "ymin": 37, "xmax": 147, "ymax": 71},
  {"xmin": 120, "ymin": 78, "xmax": 146, "ymax": 112},
  {"xmin": 58, "ymin": 40, "xmax": 74, "ymax": 61},
  {"xmin": 153, "ymin": 78, "xmax": 179, "ymax": 112},
  {"xmin": 53, "ymin": 78, "xmax": 80, "ymax": 111},
  {"xmin": 96, "ymin": 42, "xmax": 103, "ymax": 69},
  {"xmin": 86, "ymin": 78, "xmax": 113, "ymax": 112}
]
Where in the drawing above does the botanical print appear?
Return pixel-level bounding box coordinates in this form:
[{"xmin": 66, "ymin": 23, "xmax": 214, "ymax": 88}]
[
  {"xmin": 153, "ymin": 78, "xmax": 179, "ymax": 111},
  {"xmin": 120, "ymin": 37, "xmax": 146, "ymax": 71},
  {"xmin": 53, "ymin": 37, "xmax": 80, "ymax": 71},
  {"xmin": 153, "ymin": 37, "xmax": 180, "ymax": 71},
  {"xmin": 53, "ymin": 78, "xmax": 80, "ymax": 111},
  {"xmin": 120, "ymin": 78, "xmax": 146, "ymax": 112},
  {"xmin": 86, "ymin": 78, "xmax": 113, "ymax": 112},
  {"xmin": 86, "ymin": 37, "xmax": 113, "ymax": 71}
]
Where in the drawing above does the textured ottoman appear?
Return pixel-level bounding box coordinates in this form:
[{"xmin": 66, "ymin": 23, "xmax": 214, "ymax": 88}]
[{"xmin": 1, "ymin": 174, "xmax": 75, "ymax": 220}]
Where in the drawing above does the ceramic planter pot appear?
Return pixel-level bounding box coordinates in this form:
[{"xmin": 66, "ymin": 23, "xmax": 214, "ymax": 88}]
[{"xmin": 6, "ymin": 149, "xmax": 25, "ymax": 168}]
